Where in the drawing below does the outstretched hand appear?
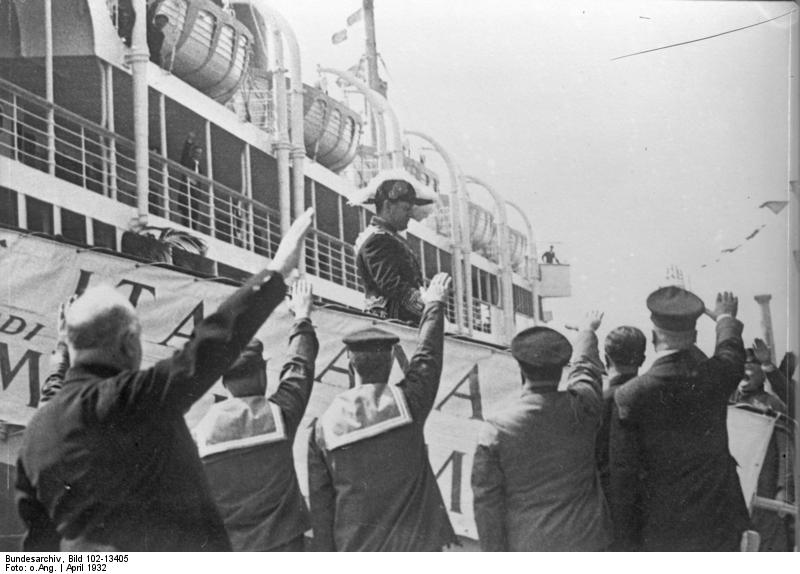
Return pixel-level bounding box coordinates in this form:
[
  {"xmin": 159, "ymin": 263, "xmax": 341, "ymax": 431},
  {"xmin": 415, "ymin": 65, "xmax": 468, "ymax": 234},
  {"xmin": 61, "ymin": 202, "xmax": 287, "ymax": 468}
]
[
  {"xmin": 422, "ymin": 273, "xmax": 452, "ymax": 305},
  {"xmin": 704, "ymin": 291, "xmax": 738, "ymax": 321},
  {"xmin": 268, "ymin": 208, "xmax": 315, "ymax": 278},
  {"xmin": 752, "ymin": 338, "xmax": 771, "ymax": 364},
  {"xmin": 56, "ymin": 295, "xmax": 78, "ymax": 346},
  {"xmin": 580, "ymin": 310, "xmax": 604, "ymax": 332},
  {"xmin": 288, "ymin": 279, "xmax": 314, "ymax": 320}
]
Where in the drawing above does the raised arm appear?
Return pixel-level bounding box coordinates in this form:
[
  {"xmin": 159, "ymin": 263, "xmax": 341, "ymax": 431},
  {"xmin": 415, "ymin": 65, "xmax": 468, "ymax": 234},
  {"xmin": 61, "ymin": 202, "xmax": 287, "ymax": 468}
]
[
  {"xmin": 398, "ymin": 273, "xmax": 450, "ymax": 422},
  {"xmin": 471, "ymin": 423, "xmax": 508, "ymax": 551},
  {"xmin": 269, "ymin": 280, "xmax": 319, "ymax": 436},
  {"xmin": 566, "ymin": 311, "xmax": 605, "ymax": 416},
  {"xmin": 39, "ymin": 298, "xmax": 75, "ymax": 405},
  {"xmin": 307, "ymin": 424, "xmax": 336, "ymax": 551},
  {"xmin": 100, "ymin": 209, "xmax": 315, "ymax": 419},
  {"xmin": 754, "ymin": 339, "xmax": 795, "ymax": 408},
  {"xmin": 361, "ymin": 233, "xmax": 424, "ymax": 318},
  {"xmin": 702, "ymin": 292, "xmax": 745, "ymax": 396}
]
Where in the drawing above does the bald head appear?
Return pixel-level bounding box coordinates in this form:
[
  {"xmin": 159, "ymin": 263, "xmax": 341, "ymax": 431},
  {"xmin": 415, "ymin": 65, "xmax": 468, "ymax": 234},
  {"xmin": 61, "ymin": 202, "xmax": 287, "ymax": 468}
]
[{"xmin": 66, "ymin": 285, "xmax": 142, "ymax": 371}]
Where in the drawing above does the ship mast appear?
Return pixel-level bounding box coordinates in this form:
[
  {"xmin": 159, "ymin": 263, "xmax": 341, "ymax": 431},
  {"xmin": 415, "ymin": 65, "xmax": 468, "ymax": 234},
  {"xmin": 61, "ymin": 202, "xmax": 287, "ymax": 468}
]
[{"xmin": 363, "ymin": 0, "xmax": 386, "ymax": 97}]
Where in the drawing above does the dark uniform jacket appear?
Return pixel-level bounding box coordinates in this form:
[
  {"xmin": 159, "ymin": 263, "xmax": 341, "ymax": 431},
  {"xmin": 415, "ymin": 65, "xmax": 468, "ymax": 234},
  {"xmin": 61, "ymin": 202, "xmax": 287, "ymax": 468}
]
[
  {"xmin": 609, "ymin": 316, "xmax": 749, "ymax": 551},
  {"xmin": 15, "ymin": 270, "xmax": 287, "ymax": 552},
  {"xmin": 471, "ymin": 329, "xmax": 612, "ymax": 552},
  {"xmin": 355, "ymin": 216, "xmax": 425, "ymax": 324},
  {"xmin": 595, "ymin": 373, "xmax": 637, "ymax": 499},
  {"xmin": 193, "ymin": 319, "xmax": 318, "ymax": 551},
  {"xmin": 307, "ymin": 302, "xmax": 457, "ymax": 551}
]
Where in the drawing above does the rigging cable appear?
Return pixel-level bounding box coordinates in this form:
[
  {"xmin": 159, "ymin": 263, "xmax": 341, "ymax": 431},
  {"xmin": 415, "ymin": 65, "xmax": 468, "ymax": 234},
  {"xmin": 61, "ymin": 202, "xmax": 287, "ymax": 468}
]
[{"xmin": 612, "ymin": 8, "xmax": 797, "ymax": 61}]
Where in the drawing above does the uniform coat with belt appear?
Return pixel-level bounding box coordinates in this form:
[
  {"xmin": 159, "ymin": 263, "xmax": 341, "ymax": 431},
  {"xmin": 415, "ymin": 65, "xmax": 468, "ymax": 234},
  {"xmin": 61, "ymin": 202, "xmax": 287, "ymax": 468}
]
[
  {"xmin": 15, "ymin": 270, "xmax": 288, "ymax": 552},
  {"xmin": 608, "ymin": 315, "xmax": 749, "ymax": 551},
  {"xmin": 193, "ymin": 319, "xmax": 319, "ymax": 551},
  {"xmin": 471, "ymin": 329, "xmax": 612, "ymax": 552},
  {"xmin": 355, "ymin": 216, "xmax": 425, "ymax": 324},
  {"xmin": 307, "ymin": 301, "xmax": 457, "ymax": 551}
]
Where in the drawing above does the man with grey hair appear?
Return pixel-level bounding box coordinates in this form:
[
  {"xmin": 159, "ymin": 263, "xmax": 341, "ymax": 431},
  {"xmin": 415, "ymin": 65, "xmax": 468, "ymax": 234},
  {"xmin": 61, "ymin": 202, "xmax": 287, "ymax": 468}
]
[{"xmin": 15, "ymin": 208, "xmax": 314, "ymax": 551}]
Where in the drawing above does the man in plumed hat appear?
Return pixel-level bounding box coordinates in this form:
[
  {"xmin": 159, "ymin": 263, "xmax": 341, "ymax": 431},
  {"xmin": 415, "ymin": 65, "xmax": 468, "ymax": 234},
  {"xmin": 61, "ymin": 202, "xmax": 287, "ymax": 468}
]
[
  {"xmin": 471, "ymin": 311, "xmax": 611, "ymax": 551},
  {"xmin": 192, "ymin": 279, "xmax": 318, "ymax": 551},
  {"xmin": 609, "ymin": 287, "xmax": 749, "ymax": 551},
  {"xmin": 307, "ymin": 272, "xmax": 458, "ymax": 551},
  {"xmin": 353, "ymin": 171, "xmax": 435, "ymax": 325}
]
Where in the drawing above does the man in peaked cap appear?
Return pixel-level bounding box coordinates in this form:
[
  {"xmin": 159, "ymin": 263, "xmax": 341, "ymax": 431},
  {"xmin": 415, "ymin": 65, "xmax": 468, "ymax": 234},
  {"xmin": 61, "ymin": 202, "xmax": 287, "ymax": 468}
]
[
  {"xmin": 307, "ymin": 273, "xmax": 458, "ymax": 551},
  {"xmin": 193, "ymin": 280, "xmax": 318, "ymax": 551},
  {"xmin": 471, "ymin": 312, "xmax": 612, "ymax": 551},
  {"xmin": 353, "ymin": 171, "xmax": 435, "ymax": 325},
  {"xmin": 609, "ymin": 287, "xmax": 749, "ymax": 551}
]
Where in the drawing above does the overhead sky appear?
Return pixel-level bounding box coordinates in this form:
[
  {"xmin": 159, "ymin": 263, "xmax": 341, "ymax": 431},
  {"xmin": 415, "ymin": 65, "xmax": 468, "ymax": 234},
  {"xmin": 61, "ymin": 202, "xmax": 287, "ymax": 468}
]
[{"xmin": 267, "ymin": 0, "xmax": 797, "ymax": 360}]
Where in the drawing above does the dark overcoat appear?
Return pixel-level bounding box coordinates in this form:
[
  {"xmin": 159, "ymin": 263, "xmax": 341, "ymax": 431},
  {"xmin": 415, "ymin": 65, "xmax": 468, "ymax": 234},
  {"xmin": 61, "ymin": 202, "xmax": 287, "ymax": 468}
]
[
  {"xmin": 16, "ymin": 270, "xmax": 287, "ymax": 551},
  {"xmin": 471, "ymin": 329, "xmax": 612, "ymax": 551},
  {"xmin": 609, "ymin": 316, "xmax": 750, "ymax": 551}
]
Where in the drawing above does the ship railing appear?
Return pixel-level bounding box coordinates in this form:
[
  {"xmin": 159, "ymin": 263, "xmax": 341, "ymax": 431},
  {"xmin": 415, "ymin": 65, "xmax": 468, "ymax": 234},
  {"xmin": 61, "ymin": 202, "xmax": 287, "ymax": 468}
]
[
  {"xmin": 305, "ymin": 228, "xmax": 361, "ymax": 292},
  {"xmin": 0, "ymin": 76, "xmax": 282, "ymax": 259}
]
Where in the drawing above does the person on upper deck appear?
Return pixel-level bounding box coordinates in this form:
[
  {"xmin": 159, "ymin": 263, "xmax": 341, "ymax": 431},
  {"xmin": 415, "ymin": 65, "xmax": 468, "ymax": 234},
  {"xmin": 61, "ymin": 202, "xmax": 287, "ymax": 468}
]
[{"xmin": 352, "ymin": 170, "xmax": 435, "ymax": 325}]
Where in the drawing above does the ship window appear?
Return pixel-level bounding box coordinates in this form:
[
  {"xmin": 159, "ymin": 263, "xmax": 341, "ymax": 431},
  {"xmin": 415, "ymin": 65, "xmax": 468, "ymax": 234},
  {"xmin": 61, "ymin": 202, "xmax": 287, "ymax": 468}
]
[
  {"xmin": 438, "ymin": 249, "xmax": 452, "ymax": 275},
  {"xmin": 488, "ymin": 273, "xmax": 500, "ymax": 306},
  {"xmin": 210, "ymin": 124, "xmax": 243, "ymax": 192},
  {"xmin": 513, "ymin": 285, "xmax": 534, "ymax": 317},
  {"xmin": 341, "ymin": 198, "xmax": 361, "ymax": 245},
  {"xmin": 26, "ymin": 196, "xmax": 53, "ymax": 234},
  {"xmin": 92, "ymin": 219, "xmax": 117, "ymax": 251},
  {"xmin": 423, "ymin": 241, "xmax": 438, "ymax": 280},
  {"xmin": 61, "ymin": 209, "xmax": 87, "ymax": 245},
  {"xmin": 471, "ymin": 266, "xmax": 480, "ymax": 301},
  {"xmin": 315, "ymin": 183, "xmax": 340, "ymax": 238},
  {"xmin": 250, "ymin": 147, "xmax": 279, "ymax": 208},
  {"xmin": 0, "ymin": 186, "xmax": 18, "ymax": 227},
  {"xmin": 112, "ymin": 68, "xmax": 134, "ymax": 141}
]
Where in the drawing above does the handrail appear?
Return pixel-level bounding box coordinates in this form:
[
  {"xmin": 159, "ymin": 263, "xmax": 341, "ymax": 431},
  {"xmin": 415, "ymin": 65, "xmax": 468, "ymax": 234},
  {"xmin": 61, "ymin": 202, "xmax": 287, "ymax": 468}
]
[{"xmin": 0, "ymin": 76, "xmax": 279, "ymax": 219}]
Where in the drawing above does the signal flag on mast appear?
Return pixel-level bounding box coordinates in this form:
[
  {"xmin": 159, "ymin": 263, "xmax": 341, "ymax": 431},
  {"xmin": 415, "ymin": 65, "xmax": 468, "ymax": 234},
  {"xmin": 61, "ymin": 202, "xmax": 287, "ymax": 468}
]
[{"xmin": 332, "ymin": 7, "xmax": 364, "ymax": 45}]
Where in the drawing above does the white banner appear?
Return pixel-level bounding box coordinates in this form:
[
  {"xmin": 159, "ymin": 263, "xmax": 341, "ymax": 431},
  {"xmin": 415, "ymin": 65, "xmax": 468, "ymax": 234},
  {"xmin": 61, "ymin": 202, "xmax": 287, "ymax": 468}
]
[{"xmin": 0, "ymin": 230, "xmax": 777, "ymax": 542}]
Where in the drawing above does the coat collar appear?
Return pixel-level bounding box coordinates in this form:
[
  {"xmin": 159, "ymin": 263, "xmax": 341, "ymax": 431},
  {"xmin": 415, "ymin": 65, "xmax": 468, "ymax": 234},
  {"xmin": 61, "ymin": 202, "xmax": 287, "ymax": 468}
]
[
  {"xmin": 646, "ymin": 346, "xmax": 708, "ymax": 377},
  {"xmin": 64, "ymin": 363, "xmax": 124, "ymax": 384}
]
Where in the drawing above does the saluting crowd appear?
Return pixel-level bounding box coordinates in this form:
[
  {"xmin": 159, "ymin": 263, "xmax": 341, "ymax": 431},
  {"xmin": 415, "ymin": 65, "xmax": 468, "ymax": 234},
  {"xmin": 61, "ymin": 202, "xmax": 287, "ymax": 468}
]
[{"xmin": 13, "ymin": 176, "xmax": 796, "ymax": 552}]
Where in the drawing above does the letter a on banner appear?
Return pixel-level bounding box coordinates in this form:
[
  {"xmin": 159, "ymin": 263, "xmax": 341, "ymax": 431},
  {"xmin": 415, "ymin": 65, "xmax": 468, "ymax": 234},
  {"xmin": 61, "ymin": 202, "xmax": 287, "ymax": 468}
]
[{"xmin": 435, "ymin": 364, "xmax": 483, "ymax": 420}]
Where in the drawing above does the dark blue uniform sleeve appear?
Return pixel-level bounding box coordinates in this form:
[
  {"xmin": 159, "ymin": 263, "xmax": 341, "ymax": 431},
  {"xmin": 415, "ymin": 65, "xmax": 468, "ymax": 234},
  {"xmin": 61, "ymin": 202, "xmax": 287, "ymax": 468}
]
[
  {"xmin": 398, "ymin": 301, "xmax": 445, "ymax": 422},
  {"xmin": 307, "ymin": 424, "xmax": 336, "ymax": 551},
  {"xmin": 94, "ymin": 270, "xmax": 287, "ymax": 422},
  {"xmin": 269, "ymin": 318, "xmax": 319, "ymax": 436},
  {"xmin": 702, "ymin": 316, "xmax": 746, "ymax": 399}
]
